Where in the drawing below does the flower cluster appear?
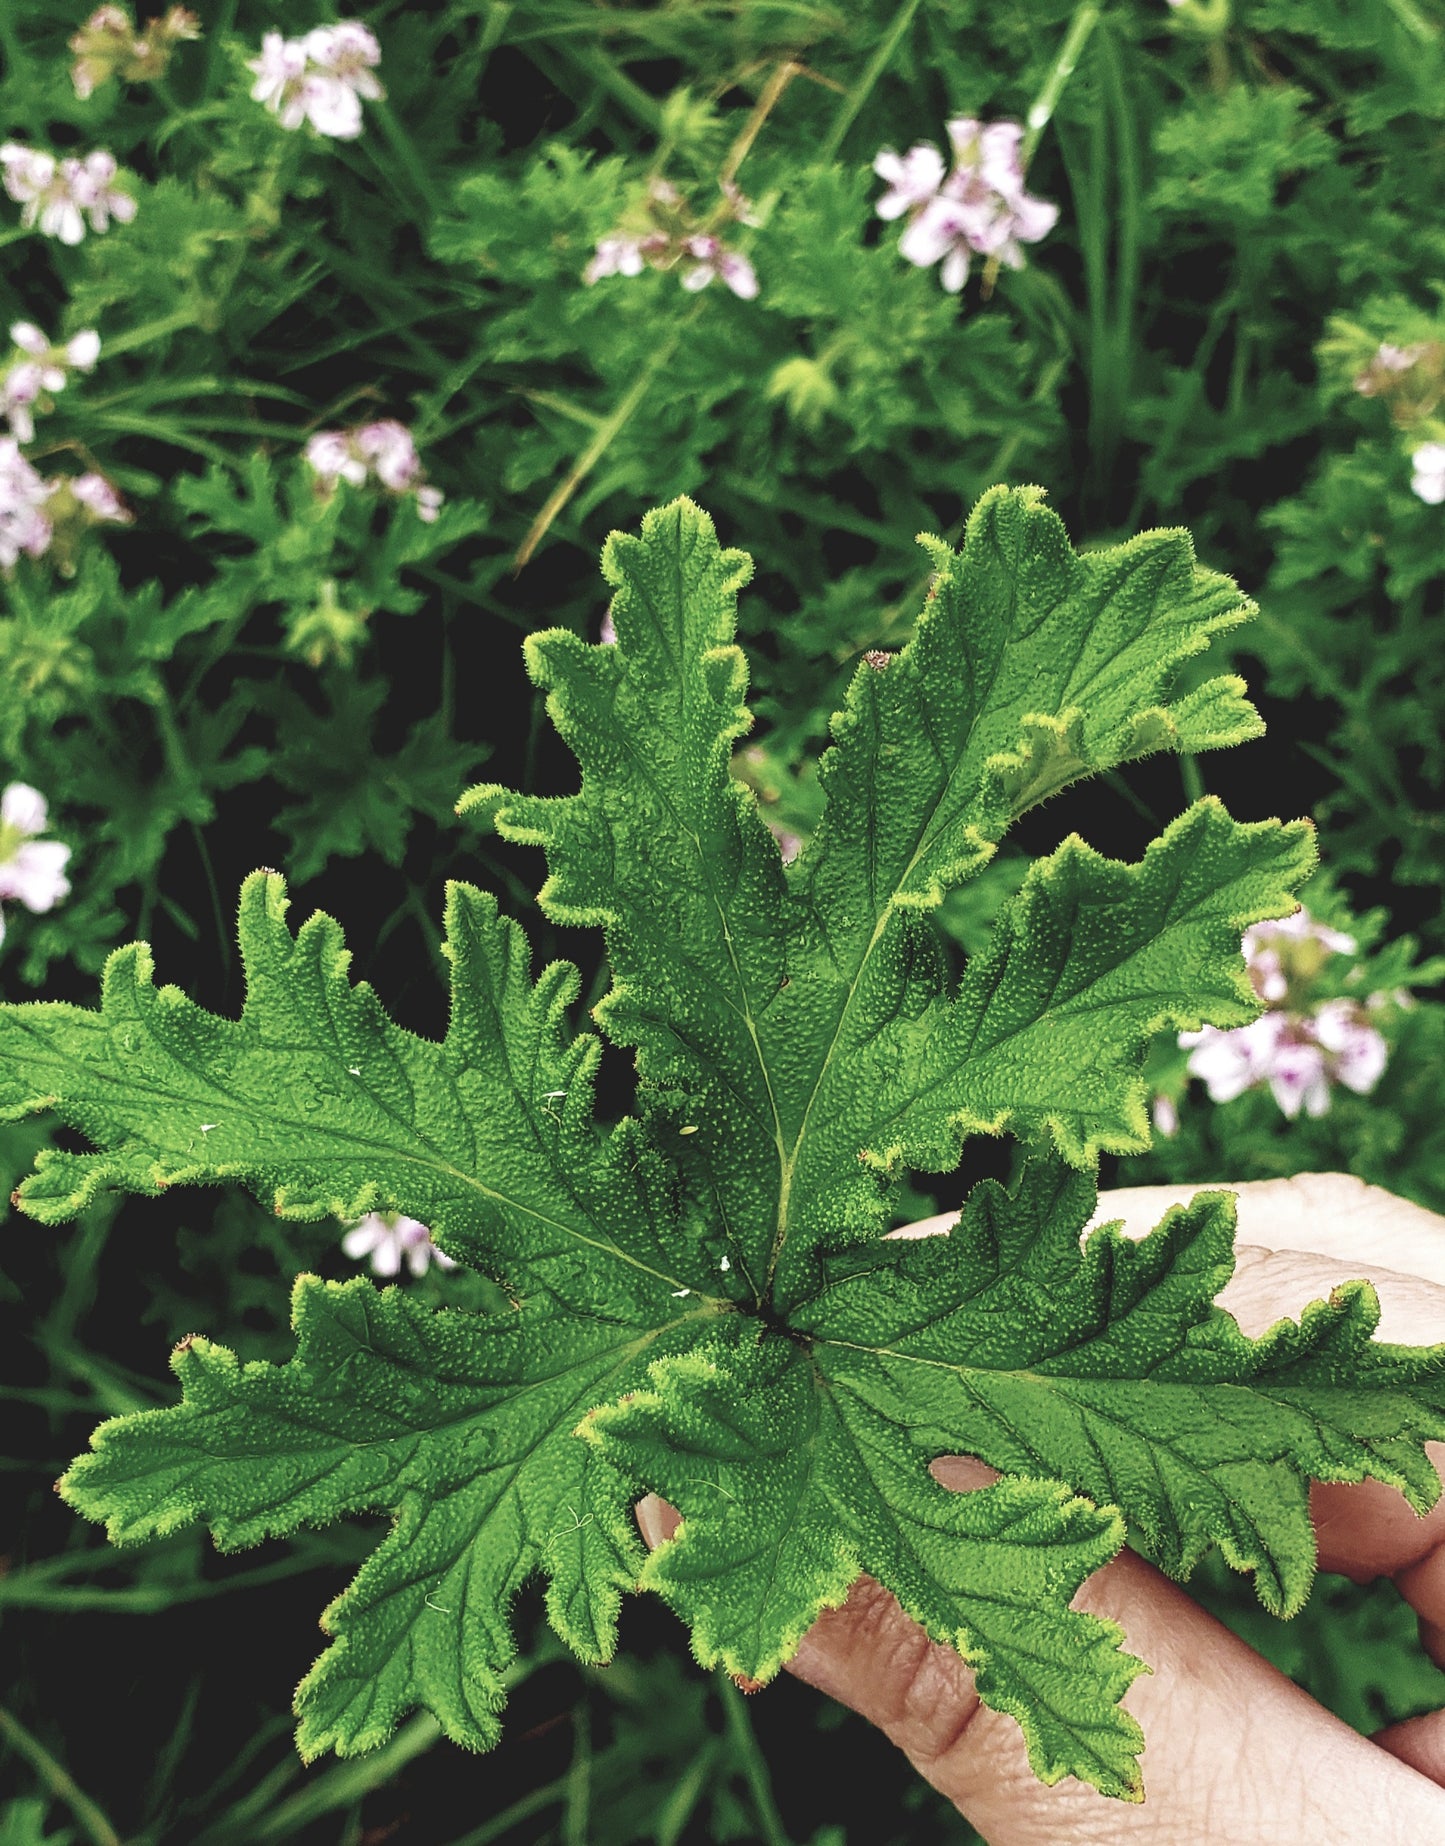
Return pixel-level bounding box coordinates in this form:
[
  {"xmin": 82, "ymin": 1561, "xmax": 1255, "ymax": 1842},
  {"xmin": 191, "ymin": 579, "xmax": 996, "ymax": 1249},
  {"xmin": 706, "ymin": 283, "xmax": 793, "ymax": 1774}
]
[
  {"xmin": 304, "ymin": 419, "xmax": 443, "ymax": 520},
  {"xmin": 2, "ymin": 323, "xmax": 101, "ymax": 444},
  {"xmin": 585, "ymin": 177, "xmax": 759, "ymax": 299},
  {"xmin": 248, "ymin": 23, "xmax": 384, "ymax": 141},
  {"xmin": 0, "ymin": 145, "xmax": 134, "ymax": 246},
  {"xmin": 1177, "ymin": 909, "xmax": 1389, "ymax": 1120},
  {"xmin": 0, "ymin": 441, "xmax": 130, "ymax": 571},
  {"xmin": 0, "ymin": 319, "xmax": 126, "ymax": 569},
  {"xmin": 0, "ymin": 443, "xmax": 56, "ymax": 570},
  {"xmin": 0, "ymin": 784, "xmax": 71, "ymax": 948},
  {"xmin": 873, "ymin": 118, "xmax": 1058, "ymax": 292},
  {"xmin": 70, "ymin": 4, "xmax": 200, "ymax": 100},
  {"xmin": 341, "ymin": 1212, "xmax": 456, "ymax": 1279}
]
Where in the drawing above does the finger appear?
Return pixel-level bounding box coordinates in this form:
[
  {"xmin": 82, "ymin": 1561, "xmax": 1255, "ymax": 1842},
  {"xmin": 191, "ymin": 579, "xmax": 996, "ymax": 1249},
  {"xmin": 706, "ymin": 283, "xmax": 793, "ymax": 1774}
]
[
  {"xmin": 1087, "ymin": 1174, "xmax": 1445, "ymax": 1290},
  {"xmin": 782, "ymin": 1477, "xmax": 1445, "ymax": 1843},
  {"xmin": 635, "ymin": 1491, "xmax": 680, "ymax": 1553},
  {"xmin": 637, "ymin": 1481, "xmax": 1445, "ymax": 1839},
  {"xmin": 1377, "ymin": 1711, "xmax": 1445, "ymax": 1783}
]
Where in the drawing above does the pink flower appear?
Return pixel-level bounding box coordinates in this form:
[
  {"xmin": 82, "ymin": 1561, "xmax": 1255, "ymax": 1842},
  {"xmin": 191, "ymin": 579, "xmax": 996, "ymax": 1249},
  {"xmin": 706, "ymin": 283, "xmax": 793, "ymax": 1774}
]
[
  {"xmin": 878, "ymin": 117, "xmax": 1057, "ymax": 293},
  {"xmin": 71, "ymin": 150, "xmax": 136, "ymax": 235},
  {"xmin": 355, "ymin": 418, "xmax": 421, "ymax": 492},
  {"xmin": 584, "ymin": 234, "xmax": 649, "ymax": 284},
  {"xmin": 680, "ymin": 234, "xmax": 758, "ymax": 299},
  {"xmin": 1410, "ymin": 442, "xmax": 1445, "ymax": 505},
  {"xmin": 70, "ymin": 472, "xmax": 132, "ymax": 524},
  {"xmin": 342, "ymin": 1211, "xmax": 456, "ymax": 1278},
  {"xmin": 1, "ymin": 363, "xmax": 44, "ymax": 443},
  {"xmin": 1181, "ymin": 994, "xmax": 1389, "ymax": 1121},
  {"xmin": 1263, "ymin": 1036, "xmax": 1332, "ymax": 1119},
  {"xmin": 1241, "ymin": 908, "xmax": 1356, "ymax": 1003},
  {"xmin": 872, "ymin": 143, "xmax": 947, "ymax": 220},
  {"xmin": 0, "ymin": 782, "xmax": 71, "ymax": 947},
  {"xmin": 305, "ymin": 428, "xmax": 367, "ymax": 487},
  {"xmin": 1180, "ymin": 1014, "xmax": 1281, "ymax": 1105},
  {"xmin": 0, "ymin": 438, "xmax": 54, "ymax": 566},
  {"xmin": 304, "ymin": 22, "xmax": 383, "ymax": 99},
  {"xmin": 1312, "ymin": 999, "xmax": 1389, "ymax": 1097},
  {"xmin": 304, "ymin": 419, "xmax": 442, "ymax": 516}
]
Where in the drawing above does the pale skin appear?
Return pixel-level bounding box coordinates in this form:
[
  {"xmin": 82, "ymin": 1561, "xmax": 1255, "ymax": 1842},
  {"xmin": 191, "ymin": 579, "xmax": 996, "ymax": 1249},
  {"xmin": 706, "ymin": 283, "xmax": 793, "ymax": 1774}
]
[{"xmin": 637, "ymin": 1174, "xmax": 1445, "ymax": 1843}]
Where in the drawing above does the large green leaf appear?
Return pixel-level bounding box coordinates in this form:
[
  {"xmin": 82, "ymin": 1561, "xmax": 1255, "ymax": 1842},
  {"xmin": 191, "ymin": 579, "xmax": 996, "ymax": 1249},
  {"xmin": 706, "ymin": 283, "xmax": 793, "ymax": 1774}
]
[{"xmin": 10, "ymin": 492, "xmax": 1430, "ymax": 1801}]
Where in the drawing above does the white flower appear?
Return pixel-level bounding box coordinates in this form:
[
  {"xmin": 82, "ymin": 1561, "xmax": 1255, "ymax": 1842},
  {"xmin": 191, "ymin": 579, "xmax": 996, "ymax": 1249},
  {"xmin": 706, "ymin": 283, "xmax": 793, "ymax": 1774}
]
[
  {"xmin": 342, "ymin": 1211, "xmax": 456, "ymax": 1278},
  {"xmin": 1, "ymin": 144, "xmax": 133, "ymax": 242},
  {"xmin": 2, "ymin": 322, "xmax": 101, "ymax": 440},
  {"xmin": 1150, "ymin": 1093, "xmax": 1180, "ymax": 1137},
  {"xmin": 299, "ymin": 72, "xmax": 364, "ymax": 140},
  {"xmin": 1410, "ymin": 441, "xmax": 1445, "ymax": 505},
  {"xmin": 872, "ymin": 143, "xmax": 947, "ymax": 220},
  {"xmin": 0, "ymin": 437, "xmax": 54, "ymax": 566},
  {"xmin": 248, "ymin": 31, "xmax": 309, "ymax": 125},
  {"xmin": 0, "ymin": 782, "xmax": 71, "ymax": 947},
  {"xmin": 249, "ymin": 23, "xmax": 382, "ymax": 139}
]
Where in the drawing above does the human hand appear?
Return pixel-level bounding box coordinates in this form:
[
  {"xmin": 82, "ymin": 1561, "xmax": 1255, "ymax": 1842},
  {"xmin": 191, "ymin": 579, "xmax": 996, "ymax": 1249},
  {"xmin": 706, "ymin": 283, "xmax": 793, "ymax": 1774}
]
[{"xmin": 636, "ymin": 1174, "xmax": 1445, "ymax": 1843}]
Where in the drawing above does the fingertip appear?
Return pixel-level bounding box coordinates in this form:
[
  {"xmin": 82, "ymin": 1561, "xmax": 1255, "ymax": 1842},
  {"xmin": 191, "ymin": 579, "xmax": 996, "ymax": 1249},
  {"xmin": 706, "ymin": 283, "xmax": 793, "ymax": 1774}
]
[
  {"xmin": 1376, "ymin": 1711, "xmax": 1445, "ymax": 1787},
  {"xmin": 635, "ymin": 1491, "xmax": 681, "ymax": 1551}
]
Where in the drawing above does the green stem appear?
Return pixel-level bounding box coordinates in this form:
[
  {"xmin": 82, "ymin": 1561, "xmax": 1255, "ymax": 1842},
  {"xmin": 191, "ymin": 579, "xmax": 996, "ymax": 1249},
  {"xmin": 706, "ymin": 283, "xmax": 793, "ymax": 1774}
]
[
  {"xmin": 98, "ymin": 306, "xmax": 200, "ymax": 357},
  {"xmin": 1022, "ymin": 1, "xmax": 1103, "ymax": 166},
  {"xmin": 819, "ymin": 0, "xmax": 923, "ymax": 164},
  {"xmin": 440, "ymin": 1778, "xmax": 569, "ymax": 1846},
  {"xmin": 249, "ymin": 1715, "xmax": 442, "ymax": 1840},
  {"xmin": 0, "ymin": 1706, "xmax": 123, "ymax": 1846},
  {"xmin": 717, "ymin": 1673, "xmax": 794, "ymax": 1846},
  {"xmin": 513, "ymin": 323, "xmax": 690, "ymax": 569}
]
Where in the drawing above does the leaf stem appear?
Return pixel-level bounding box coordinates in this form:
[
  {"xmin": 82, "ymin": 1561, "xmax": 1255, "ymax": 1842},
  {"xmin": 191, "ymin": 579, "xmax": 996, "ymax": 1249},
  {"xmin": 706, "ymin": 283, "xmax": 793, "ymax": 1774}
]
[
  {"xmin": 0, "ymin": 1705, "xmax": 123, "ymax": 1846},
  {"xmin": 1022, "ymin": 0, "xmax": 1103, "ymax": 167},
  {"xmin": 249, "ymin": 1714, "xmax": 442, "ymax": 1840},
  {"xmin": 513, "ymin": 326, "xmax": 688, "ymax": 569},
  {"xmin": 721, "ymin": 60, "xmax": 803, "ymax": 186},
  {"xmin": 818, "ymin": 0, "xmax": 923, "ymax": 165},
  {"xmin": 717, "ymin": 1672, "xmax": 795, "ymax": 1846}
]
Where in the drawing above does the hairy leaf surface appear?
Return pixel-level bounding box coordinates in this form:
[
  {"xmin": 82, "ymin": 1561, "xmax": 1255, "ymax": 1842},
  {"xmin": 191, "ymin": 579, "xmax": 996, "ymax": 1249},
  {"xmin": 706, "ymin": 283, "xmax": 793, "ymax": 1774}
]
[{"xmin": 7, "ymin": 492, "xmax": 1437, "ymax": 1800}]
